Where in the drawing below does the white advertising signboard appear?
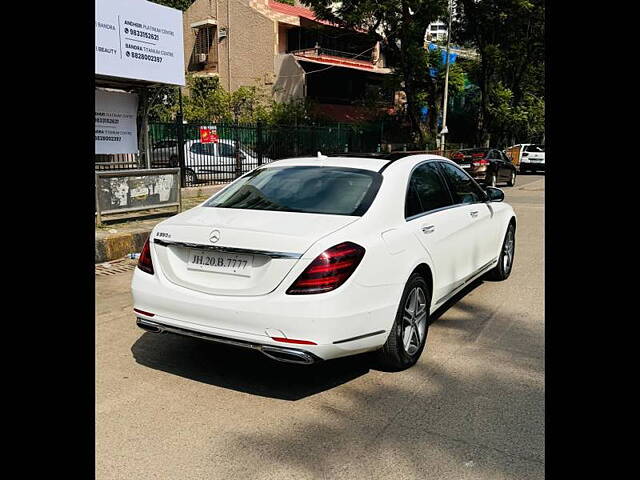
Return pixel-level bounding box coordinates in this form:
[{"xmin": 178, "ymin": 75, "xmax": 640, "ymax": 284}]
[
  {"xmin": 95, "ymin": 0, "xmax": 185, "ymax": 86},
  {"xmin": 95, "ymin": 89, "xmax": 139, "ymax": 154}
]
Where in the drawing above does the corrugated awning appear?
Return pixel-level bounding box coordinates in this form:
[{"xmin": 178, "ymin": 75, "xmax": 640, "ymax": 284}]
[{"xmin": 190, "ymin": 18, "xmax": 217, "ymax": 28}]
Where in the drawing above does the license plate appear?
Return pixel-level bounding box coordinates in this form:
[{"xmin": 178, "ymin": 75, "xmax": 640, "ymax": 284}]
[
  {"xmin": 461, "ymin": 164, "xmax": 471, "ymax": 169},
  {"xmin": 530, "ymin": 158, "xmax": 543, "ymax": 162},
  {"xmin": 187, "ymin": 249, "xmax": 254, "ymax": 276}
]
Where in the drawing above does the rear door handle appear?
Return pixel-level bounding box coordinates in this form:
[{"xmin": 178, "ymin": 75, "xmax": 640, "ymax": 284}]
[
  {"xmin": 470, "ymin": 211, "xmax": 479, "ymax": 218},
  {"xmin": 422, "ymin": 225, "xmax": 435, "ymax": 234}
]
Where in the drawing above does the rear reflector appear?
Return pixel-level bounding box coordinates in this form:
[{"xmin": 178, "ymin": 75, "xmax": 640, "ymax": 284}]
[
  {"xmin": 137, "ymin": 238, "xmax": 154, "ymax": 274},
  {"xmin": 271, "ymin": 337, "xmax": 317, "ymax": 345},
  {"xmin": 134, "ymin": 308, "xmax": 155, "ymax": 317},
  {"xmin": 286, "ymin": 242, "xmax": 365, "ymax": 295}
]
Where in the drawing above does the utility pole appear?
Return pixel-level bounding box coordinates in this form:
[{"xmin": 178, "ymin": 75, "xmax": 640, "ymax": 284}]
[{"xmin": 440, "ymin": 0, "xmax": 454, "ymax": 154}]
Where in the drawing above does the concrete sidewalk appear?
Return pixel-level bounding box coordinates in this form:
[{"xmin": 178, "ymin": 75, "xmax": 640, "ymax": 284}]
[{"xmin": 95, "ymin": 184, "xmax": 227, "ymax": 263}]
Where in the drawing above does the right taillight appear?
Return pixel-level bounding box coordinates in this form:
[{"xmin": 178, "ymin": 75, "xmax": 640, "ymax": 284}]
[
  {"xmin": 286, "ymin": 242, "xmax": 365, "ymax": 295},
  {"xmin": 137, "ymin": 238, "xmax": 154, "ymax": 275}
]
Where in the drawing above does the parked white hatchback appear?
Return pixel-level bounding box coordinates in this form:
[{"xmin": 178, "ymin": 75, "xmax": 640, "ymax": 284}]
[
  {"xmin": 132, "ymin": 153, "xmax": 516, "ymax": 370},
  {"xmin": 179, "ymin": 139, "xmax": 271, "ymax": 185}
]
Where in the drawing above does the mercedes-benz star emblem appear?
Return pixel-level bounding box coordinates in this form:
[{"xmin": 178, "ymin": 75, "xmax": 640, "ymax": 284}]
[{"xmin": 209, "ymin": 229, "xmax": 221, "ymax": 243}]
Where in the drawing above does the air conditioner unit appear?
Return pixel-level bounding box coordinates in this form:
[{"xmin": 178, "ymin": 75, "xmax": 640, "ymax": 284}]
[{"xmin": 196, "ymin": 53, "xmax": 207, "ymax": 64}]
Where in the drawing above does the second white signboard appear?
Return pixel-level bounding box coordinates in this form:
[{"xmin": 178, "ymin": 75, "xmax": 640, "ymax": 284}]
[{"xmin": 95, "ymin": 89, "xmax": 139, "ymax": 154}]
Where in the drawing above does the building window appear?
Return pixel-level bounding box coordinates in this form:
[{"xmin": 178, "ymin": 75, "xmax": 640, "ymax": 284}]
[{"xmin": 190, "ymin": 26, "xmax": 218, "ymax": 72}]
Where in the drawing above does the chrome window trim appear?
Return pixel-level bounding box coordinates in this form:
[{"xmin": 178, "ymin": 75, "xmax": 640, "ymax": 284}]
[
  {"xmin": 405, "ymin": 202, "xmax": 467, "ymax": 222},
  {"xmin": 153, "ymin": 238, "xmax": 302, "ymax": 259}
]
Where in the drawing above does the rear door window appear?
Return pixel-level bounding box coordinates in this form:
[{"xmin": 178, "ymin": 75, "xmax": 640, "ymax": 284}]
[
  {"xmin": 219, "ymin": 143, "xmax": 235, "ymax": 156},
  {"xmin": 405, "ymin": 162, "xmax": 453, "ymax": 219},
  {"xmin": 524, "ymin": 144, "xmax": 545, "ymax": 152},
  {"xmin": 437, "ymin": 162, "xmax": 486, "ymax": 204}
]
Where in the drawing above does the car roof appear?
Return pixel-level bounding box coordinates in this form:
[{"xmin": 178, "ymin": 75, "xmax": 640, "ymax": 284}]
[
  {"xmin": 457, "ymin": 147, "xmax": 491, "ymax": 152},
  {"xmin": 261, "ymin": 153, "xmax": 451, "ymax": 173},
  {"xmin": 261, "ymin": 156, "xmax": 389, "ymax": 172}
]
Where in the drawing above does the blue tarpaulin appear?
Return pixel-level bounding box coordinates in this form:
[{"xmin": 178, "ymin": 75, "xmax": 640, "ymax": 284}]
[{"xmin": 427, "ymin": 43, "xmax": 457, "ymax": 77}]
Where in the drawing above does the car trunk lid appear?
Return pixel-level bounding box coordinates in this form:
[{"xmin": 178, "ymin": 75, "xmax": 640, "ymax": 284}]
[{"xmin": 151, "ymin": 206, "xmax": 359, "ymax": 296}]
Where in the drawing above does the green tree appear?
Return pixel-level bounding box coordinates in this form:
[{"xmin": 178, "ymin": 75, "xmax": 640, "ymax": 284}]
[
  {"xmin": 452, "ymin": 0, "xmax": 544, "ymax": 145},
  {"xmin": 149, "ymin": 0, "xmax": 196, "ymax": 11},
  {"xmin": 301, "ymin": 0, "xmax": 449, "ymax": 145}
]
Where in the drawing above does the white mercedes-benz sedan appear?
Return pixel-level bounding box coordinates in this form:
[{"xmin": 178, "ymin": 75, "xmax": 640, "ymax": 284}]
[{"xmin": 131, "ymin": 153, "xmax": 516, "ymax": 370}]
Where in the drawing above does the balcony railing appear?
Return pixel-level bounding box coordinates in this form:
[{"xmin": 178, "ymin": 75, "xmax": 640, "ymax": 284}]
[{"xmin": 290, "ymin": 47, "xmax": 379, "ymax": 69}]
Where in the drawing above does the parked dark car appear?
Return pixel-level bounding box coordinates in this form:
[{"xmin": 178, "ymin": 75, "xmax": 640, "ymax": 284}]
[{"xmin": 451, "ymin": 148, "xmax": 517, "ymax": 187}]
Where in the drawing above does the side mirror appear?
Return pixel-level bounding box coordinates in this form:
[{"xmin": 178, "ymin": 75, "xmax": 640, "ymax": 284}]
[{"xmin": 485, "ymin": 186, "xmax": 504, "ymax": 202}]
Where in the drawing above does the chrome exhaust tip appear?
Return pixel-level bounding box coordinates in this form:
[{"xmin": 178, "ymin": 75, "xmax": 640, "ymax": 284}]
[
  {"xmin": 136, "ymin": 318, "xmax": 163, "ymax": 333},
  {"xmin": 260, "ymin": 346, "xmax": 317, "ymax": 365}
]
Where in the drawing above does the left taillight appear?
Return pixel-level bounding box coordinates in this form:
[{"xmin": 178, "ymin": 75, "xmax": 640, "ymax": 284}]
[
  {"xmin": 286, "ymin": 242, "xmax": 365, "ymax": 295},
  {"xmin": 137, "ymin": 238, "xmax": 154, "ymax": 275}
]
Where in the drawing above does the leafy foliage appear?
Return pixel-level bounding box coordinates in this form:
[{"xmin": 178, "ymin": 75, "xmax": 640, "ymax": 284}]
[
  {"xmin": 301, "ymin": 0, "xmax": 449, "ymax": 146},
  {"xmin": 149, "ymin": 0, "xmax": 196, "ymax": 11},
  {"xmin": 452, "ymin": 0, "xmax": 544, "ymax": 145}
]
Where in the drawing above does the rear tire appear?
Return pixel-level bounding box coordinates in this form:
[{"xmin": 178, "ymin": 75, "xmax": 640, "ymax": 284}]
[
  {"xmin": 507, "ymin": 170, "xmax": 516, "ymax": 187},
  {"xmin": 486, "ymin": 223, "xmax": 516, "ymax": 281},
  {"xmin": 376, "ymin": 273, "xmax": 430, "ymax": 371}
]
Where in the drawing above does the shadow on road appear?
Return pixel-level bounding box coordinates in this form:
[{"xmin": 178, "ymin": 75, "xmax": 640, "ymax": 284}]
[
  {"xmin": 131, "ymin": 332, "xmax": 372, "ymax": 401},
  {"xmin": 130, "ymin": 278, "xmax": 492, "ymax": 401},
  {"xmin": 124, "ymin": 270, "xmax": 543, "ymax": 477}
]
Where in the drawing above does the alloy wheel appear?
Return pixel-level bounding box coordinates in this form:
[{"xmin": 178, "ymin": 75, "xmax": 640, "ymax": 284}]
[
  {"xmin": 401, "ymin": 287, "xmax": 428, "ymax": 355},
  {"xmin": 503, "ymin": 227, "xmax": 515, "ymax": 273}
]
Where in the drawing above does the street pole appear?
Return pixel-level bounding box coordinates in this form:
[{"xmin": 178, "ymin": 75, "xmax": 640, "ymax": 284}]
[{"xmin": 440, "ymin": 0, "xmax": 453, "ymax": 155}]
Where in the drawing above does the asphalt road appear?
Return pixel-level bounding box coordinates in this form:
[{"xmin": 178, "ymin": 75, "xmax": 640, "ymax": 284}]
[{"xmin": 96, "ymin": 174, "xmax": 544, "ymax": 480}]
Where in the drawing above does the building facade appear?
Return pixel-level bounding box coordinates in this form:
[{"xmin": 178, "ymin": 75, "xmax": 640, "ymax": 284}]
[
  {"xmin": 182, "ymin": 0, "xmax": 393, "ymax": 121},
  {"xmin": 426, "ymin": 20, "xmax": 448, "ymax": 43}
]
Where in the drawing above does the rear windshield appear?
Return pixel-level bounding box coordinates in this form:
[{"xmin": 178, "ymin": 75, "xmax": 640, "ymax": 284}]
[
  {"xmin": 524, "ymin": 144, "xmax": 545, "ymax": 152},
  {"xmin": 204, "ymin": 166, "xmax": 382, "ymax": 216}
]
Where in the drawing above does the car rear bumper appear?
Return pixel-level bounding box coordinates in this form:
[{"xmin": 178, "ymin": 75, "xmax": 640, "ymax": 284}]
[
  {"xmin": 520, "ymin": 162, "xmax": 545, "ymax": 171},
  {"xmin": 136, "ymin": 316, "xmax": 324, "ymax": 364},
  {"xmin": 131, "ymin": 267, "xmax": 400, "ymax": 362}
]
